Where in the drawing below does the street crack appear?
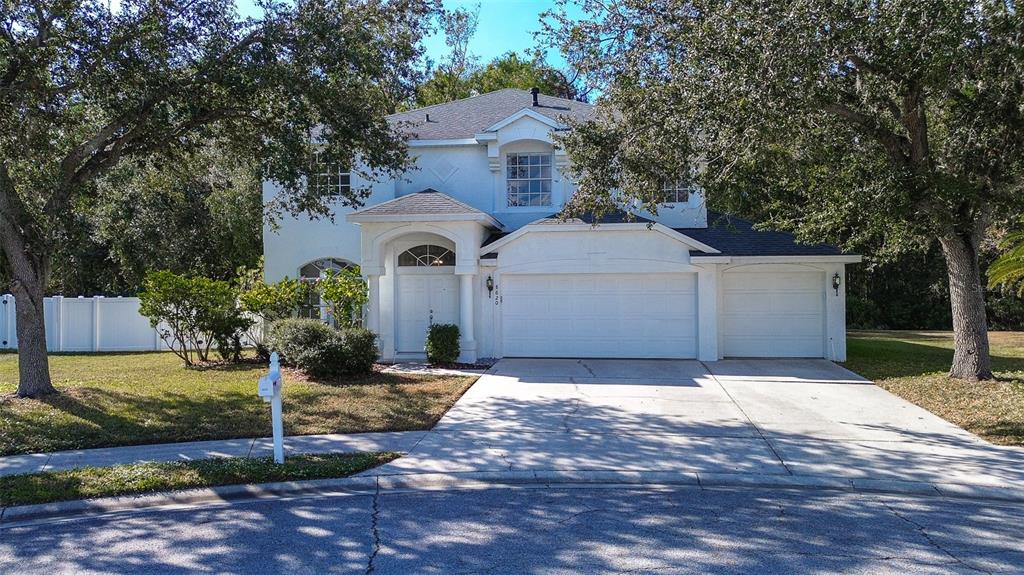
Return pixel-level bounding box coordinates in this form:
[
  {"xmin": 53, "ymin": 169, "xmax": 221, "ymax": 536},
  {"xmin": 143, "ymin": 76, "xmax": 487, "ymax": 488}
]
[
  {"xmin": 365, "ymin": 479, "xmax": 383, "ymax": 575},
  {"xmin": 881, "ymin": 500, "xmax": 993, "ymax": 575}
]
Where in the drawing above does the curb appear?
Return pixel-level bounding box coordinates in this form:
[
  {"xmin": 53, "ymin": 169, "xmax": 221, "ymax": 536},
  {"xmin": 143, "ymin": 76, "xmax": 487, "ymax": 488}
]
[{"xmin": 4, "ymin": 470, "xmax": 1023, "ymax": 525}]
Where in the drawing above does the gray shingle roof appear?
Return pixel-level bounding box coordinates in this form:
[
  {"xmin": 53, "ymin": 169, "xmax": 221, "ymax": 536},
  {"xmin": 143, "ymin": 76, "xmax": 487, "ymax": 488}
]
[
  {"xmin": 532, "ymin": 210, "xmax": 654, "ymax": 226},
  {"xmin": 351, "ymin": 189, "xmax": 491, "ymax": 218},
  {"xmin": 479, "ymin": 210, "xmax": 847, "ymax": 258},
  {"xmin": 389, "ymin": 89, "xmax": 594, "ymax": 140},
  {"xmin": 680, "ymin": 211, "xmax": 843, "ymax": 257}
]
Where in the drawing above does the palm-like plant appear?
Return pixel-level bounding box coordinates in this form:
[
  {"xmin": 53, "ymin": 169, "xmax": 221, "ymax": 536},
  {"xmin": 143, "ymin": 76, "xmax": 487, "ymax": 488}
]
[{"xmin": 988, "ymin": 231, "xmax": 1024, "ymax": 296}]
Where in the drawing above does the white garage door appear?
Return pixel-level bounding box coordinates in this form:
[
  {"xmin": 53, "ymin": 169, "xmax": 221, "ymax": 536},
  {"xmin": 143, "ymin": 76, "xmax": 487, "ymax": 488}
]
[
  {"xmin": 501, "ymin": 273, "xmax": 698, "ymax": 358},
  {"xmin": 721, "ymin": 270, "xmax": 825, "ymax": 357}
]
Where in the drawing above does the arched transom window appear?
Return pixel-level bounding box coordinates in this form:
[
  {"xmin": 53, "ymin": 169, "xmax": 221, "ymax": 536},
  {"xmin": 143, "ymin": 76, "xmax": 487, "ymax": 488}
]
[
  {"xmin": 398, "ymin": 245, "xmax": 455, "ymax": 267},
  {"xmin": 300, "ymin": 258, "xmax": 352, "ymax": 279}
]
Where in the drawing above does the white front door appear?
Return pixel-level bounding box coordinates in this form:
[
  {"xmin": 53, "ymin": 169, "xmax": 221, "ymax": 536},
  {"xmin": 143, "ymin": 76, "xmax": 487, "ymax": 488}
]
[
  {"xmin": 501, "ymin": 273, "xmax": 699, "ymax": 358},
  {"xmin": 396, "ymin": 272, "xmax": 459, "ymax": 353}
]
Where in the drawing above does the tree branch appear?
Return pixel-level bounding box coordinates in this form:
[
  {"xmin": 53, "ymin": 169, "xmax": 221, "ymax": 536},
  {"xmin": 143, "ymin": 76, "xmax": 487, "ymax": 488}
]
[{"xmin": 821, "ymin": 103, "xmax": 910, "ymax": 166}]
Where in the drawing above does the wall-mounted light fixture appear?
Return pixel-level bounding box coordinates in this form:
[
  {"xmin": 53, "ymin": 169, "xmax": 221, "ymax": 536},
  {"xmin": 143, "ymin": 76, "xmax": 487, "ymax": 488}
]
[
  {"xmin": 486, "ymin": 275, "xmax": 495, "ymax": 298},
  {"xmin": 832, "ymin": 272, "xmax": 841, "ymax": 296}
]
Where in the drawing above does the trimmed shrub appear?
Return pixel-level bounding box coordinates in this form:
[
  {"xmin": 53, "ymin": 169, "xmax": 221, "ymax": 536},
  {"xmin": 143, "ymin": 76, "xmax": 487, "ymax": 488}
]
[
  {"xmin": 139, "ymin": 270, "xmax": 251, "ymax": 365},
  {"xmin": 266, "ymin": 319, "xmax": 377, "ymax": 377},
  {"xmin": 425, "ymin": 323, "xmax": 460, "ymax": 365},
  {"xmin": 337, "ymin": 328, "xmax": 378, "ymax": 375}
]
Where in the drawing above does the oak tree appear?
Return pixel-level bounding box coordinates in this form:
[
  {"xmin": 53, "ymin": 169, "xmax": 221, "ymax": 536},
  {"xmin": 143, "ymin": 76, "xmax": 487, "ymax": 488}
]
[
  {"xmin": 543, "ymin": 0, "xmax": 1024, "ymax": 380},
  {"xmin": 0, "ymin": 0, "xmax": 437, "ymax": 396}
]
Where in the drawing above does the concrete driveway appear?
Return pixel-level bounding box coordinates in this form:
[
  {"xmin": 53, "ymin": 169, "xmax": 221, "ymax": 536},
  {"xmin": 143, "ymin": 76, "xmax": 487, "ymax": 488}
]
[{"xmin": 374, "ymin": 359, "xmax": 1024, "ymax": 491}]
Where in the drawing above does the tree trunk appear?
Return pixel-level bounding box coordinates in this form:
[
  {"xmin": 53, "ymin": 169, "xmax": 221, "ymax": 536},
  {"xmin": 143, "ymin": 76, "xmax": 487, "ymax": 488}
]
[
  {"xmin": 939, "ymin": 233, "xmax": 993, "ymax": 381},
  {"xmin": 0, "ymin": 165, "xmax": 57, "ymax": 397},
  {"xmin": 11, "ymin": 274, "xmax": 56, "ymax": 397}
]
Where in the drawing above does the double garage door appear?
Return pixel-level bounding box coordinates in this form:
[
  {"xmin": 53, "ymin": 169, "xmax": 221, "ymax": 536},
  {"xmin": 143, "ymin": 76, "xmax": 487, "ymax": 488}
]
[
  {"xmin": 500, "ymin": 270, "xmax": 826, "ymax": 359},
  {"xmin": 501, "ymin": 273, "xmax": 698, "ymax": 359}
]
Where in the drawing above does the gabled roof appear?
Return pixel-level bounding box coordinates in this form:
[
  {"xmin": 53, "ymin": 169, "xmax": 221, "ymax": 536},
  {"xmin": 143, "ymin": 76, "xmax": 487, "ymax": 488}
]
[
  {"xmin": 680, "ymin": 211, "xmax": 845, "ymax": 257},
  {"xmin": 388, "ymin": 89, "xmax": 594, "ymax": 140},
  {"xmin": 478, "ymin": 210, "xmax": 855, "ymax": 260},
  {"xmin": 346, "ymin": 189, "xmax": 501, "ymax": 227}
]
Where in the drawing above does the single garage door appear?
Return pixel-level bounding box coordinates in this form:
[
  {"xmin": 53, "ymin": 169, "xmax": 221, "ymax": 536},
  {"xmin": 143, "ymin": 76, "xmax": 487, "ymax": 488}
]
[
  {"xmin": 501, "ymin": 273, "xmax": 697, "ymax": 358},
  {"xmin": 721, "ymin": 270, "xmax": 825, "ymax": 357}
]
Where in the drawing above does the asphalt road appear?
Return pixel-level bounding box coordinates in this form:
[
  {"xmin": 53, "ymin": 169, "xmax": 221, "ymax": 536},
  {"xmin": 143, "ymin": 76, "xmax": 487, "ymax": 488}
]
[{"xmin": 2, "ymin": 486, "xmax": 1022, "ymax": 574}]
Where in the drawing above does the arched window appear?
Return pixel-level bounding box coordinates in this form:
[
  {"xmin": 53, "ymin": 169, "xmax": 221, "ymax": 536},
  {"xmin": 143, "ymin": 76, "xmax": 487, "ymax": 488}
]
[
  {"xmin": 398, "ymin": 245, "xmax": 456, "ymax": 267},
  {"xmin": 298, "ymin": 258, "xmax": 354, "ymax": 321}
]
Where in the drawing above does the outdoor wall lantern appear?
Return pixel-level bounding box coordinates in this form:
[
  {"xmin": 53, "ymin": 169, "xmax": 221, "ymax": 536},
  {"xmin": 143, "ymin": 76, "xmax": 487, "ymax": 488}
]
[
  {"xmin": 486, "ymin": 275, "xmax": 495, "ymax": 298},
  {"xmin": 832, "ymin": 272, "xmax": 841, "ymax": 296}
]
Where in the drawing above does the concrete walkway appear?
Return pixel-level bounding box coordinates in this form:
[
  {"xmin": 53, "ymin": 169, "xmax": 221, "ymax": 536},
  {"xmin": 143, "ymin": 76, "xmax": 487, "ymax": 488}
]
[
  {"xmin": 368, "ymin": 358, "xmax": 1024, "ymax": 495},
  {"xmin": 0, "ymin": 431, "xmax": 425, "ymax": 477}
]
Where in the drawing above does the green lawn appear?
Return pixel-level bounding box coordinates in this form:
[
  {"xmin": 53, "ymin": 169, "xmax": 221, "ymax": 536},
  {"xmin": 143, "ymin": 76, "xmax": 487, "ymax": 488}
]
[
  {"xmin": 0, "ymin": 352, "xmax": 476, "ymax": 456},
  {"xmin": 0, "ymin": 452, "xmax": 398, "ymax": 507},
  {"xmin": 844, "ymin": 331, "xmax": 1024, "ymax": 446}
]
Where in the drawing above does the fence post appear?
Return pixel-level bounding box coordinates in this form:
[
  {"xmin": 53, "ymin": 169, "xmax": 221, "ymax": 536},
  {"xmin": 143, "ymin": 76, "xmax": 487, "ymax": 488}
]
[
  {"xmin": 93, "ymin": 296, "xmax": 102, "ymax": 352},
  {"xmin": 52, "ymin": 296, "xmax": 64, "ymax": 353}
]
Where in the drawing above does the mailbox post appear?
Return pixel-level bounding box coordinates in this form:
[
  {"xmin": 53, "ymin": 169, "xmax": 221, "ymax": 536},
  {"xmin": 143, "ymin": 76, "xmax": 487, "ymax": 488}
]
[{"xmin": 257, "ymin": 352, "xmax": 285, "ymax": 464}]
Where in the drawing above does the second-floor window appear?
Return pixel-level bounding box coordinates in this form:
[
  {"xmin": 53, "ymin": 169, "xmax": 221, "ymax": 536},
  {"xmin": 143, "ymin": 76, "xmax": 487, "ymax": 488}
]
[
  {"xmin": 310, "ymin": 152, "xmax": 350, "ymax": 197},
  {"xmin": 660, "ymin": 180, "xmax": 694, "ymax": 203},
  {"xmin": 506, "ymin": 152, "xmax": 553, "ymax": 207}
]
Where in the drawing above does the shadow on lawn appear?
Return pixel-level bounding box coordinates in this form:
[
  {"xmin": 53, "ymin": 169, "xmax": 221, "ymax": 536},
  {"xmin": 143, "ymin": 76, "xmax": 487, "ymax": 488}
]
[
  {"xmin": 845, "ymin": 336, "xmax": 1024, "ymax": 380},
  {"xmin": 0, "ymin": 372, "xmax": 472, "ymax": 456}
]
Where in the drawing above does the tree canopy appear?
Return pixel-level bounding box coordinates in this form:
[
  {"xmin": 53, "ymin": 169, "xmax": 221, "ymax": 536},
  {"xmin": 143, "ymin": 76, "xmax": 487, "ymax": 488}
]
[
  {"xmin": 0, "ymin": 0, "xmax": 439, "ymax": 396},
  {"xmin": 543, "ymin": 0, "xmax": 1024, "ymax": 380},
  {"xmin": 414, "ymin": 4, "xmax": 588, "ymax": 107}
]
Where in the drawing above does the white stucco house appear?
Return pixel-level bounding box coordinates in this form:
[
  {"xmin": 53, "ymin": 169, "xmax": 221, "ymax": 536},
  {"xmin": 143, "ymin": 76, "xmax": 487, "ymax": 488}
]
[{"xmin": 263, "ymin": 88, "xmax": 860, "ymax": 364}]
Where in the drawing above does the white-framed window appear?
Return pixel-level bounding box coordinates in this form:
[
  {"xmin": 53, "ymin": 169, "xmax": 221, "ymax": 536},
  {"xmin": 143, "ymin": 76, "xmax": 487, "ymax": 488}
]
[
  {"xmin": 660, "ymin": 180, "xmax": 694, "ymax": 203},
  {"xmin": 398, "ymin": 245, "xmax": 456, "ymax": 267},
  {"xmin": 506, "ymin": 152, "xmax": 553, "ymax": 207},
  {"xmin": 309, "ymin": 152, "xmax": 350, "ymax": 197},
  {"xmin": 298, "ymin": 258, "xmax": 353, "ymax": 322}
]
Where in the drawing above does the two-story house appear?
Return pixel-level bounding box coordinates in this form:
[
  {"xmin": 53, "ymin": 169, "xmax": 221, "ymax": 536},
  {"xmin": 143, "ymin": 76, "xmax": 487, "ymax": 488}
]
[{"xmin": 263, "ymin": 88, "xmax": 859, "ymax": 364}]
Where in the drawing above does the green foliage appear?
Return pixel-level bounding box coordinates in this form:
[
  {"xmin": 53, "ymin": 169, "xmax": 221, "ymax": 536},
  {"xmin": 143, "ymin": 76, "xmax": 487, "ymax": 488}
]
[
  {"xmin": 544, "ymin": 1, "xmax": 1024, "ymax": 248},
  {"xmin": 0, "ymin": 0, "xmax": 438, "ymax": 393},
  {"xmin": 237, "ymin": 261, "xmax": 311, "ymax": 359},
  {"xmin": 267, "ymin": 319, "xmax": 378, "ymax": 377},
  {"xmin": 70, "ymin": 146, "xmax": 264, "ymax": 295},
  {"xmin": 317, "ymin": 266, "xmax": 369, "ymax": 328},
  {"xmin": 989, "ymin": 231, "xmax": 1024, "ymax": 297},
  {"xmin": 336, "ymin": 328, "xmax": 380, "ymax": 375},
  {"xmin": 543, "ymin": 0, "xmax": 1024, "ymax": 378},
  {"xmin": 138, "ymin": 270, "xmax": 251, "ymax": 365},
  {"xmin": 417, "ymin": 51, "xmax": 588, "ymax": 107},
  {"xmin": 425, "ymin": 323, "xmax": 460, "ymax": 365}
]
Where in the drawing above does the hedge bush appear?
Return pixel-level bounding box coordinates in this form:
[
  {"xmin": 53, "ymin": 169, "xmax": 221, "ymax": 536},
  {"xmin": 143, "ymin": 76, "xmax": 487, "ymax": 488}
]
[
  {"xmin": 139, "ymin": 270, "xmax": 251, "ymax": 365},
  {"xmin": 425, "ymin": 323, "xmax": 460, "ymax": 365},
  {"xmin": 266, "ymin": 318, "xmax": 377, "ymax": 377}
]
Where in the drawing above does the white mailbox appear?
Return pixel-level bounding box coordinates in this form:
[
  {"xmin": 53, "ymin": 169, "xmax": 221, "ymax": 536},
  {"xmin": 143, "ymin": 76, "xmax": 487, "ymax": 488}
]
[
  {"xmin": 257, "ymin": 352, "xmax": 285, "ymax": 464},
  {"xmin": 257, "ymin": 375, "xmax": 274, "ymax": 399}
]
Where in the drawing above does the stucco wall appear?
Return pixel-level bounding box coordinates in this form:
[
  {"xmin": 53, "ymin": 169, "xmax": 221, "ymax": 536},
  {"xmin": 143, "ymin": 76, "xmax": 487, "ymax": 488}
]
[{"xmin": 262, "ymin": 173, "xmax": 395, "ymax": 282}]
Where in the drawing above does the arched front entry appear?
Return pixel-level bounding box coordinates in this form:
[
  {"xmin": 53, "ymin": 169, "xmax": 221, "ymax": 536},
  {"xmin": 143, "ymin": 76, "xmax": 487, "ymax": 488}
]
[{"xmin": 394, "ymin": 241, "xmax": 459, "ymax": 354}]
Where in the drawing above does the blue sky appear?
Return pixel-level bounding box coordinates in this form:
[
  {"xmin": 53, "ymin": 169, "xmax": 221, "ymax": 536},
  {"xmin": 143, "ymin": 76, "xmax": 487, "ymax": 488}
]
[{"xmin": 237, "ymin": 0, "xmax": 576, "ymax": 69}]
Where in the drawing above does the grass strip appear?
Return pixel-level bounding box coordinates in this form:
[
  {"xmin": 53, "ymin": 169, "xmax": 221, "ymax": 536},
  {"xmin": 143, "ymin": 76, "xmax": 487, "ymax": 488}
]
[{"xmin": 0, "ymin": 452, "xmax": 398, "ymax": 507}]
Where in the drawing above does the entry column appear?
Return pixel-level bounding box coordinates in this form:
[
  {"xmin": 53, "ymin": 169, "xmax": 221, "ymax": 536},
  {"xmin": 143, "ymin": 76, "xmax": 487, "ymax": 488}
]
[
  {"xmin": 457, "ymin": 272, "xmax": 477, "ymax": 363},
  {"xmin": 365, "ymin": 273, "xmax": 381, "ymax": 337}
]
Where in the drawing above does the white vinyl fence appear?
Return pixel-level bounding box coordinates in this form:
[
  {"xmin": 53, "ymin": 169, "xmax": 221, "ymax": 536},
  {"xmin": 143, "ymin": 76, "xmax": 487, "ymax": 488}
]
[{"xmin": 1, "ymin": 295, "xmax": 167, "ymax": 352}]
